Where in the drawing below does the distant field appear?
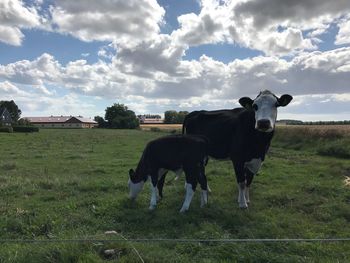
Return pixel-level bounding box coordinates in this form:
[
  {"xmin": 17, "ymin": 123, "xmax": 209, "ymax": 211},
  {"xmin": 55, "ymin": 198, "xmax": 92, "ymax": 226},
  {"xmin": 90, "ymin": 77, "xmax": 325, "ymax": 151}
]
[
  {"xmin": 277, "ymin": 124, "xmax": 350, "ymax": 135},
  {"xmin": 140, "ymin": 124, "xmax": 182, "ymax": 131},
  {"xmin": 0, "ymin": 128, "xmax": 350, "ymax": 262}
]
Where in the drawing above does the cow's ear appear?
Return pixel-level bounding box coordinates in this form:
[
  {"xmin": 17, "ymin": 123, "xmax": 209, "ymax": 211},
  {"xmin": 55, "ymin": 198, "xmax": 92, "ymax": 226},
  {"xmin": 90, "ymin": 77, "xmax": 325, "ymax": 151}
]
[
  {"xmin": 239, "ymin": 97, "xmax": 254, "ymax": 110},
  {"xmin": 129, "ymin": 169, "xmax": 135, "ymax": 178},
  {"xmin": 277, "ymin": 94, "xmax": 293, "ymax": 107}
]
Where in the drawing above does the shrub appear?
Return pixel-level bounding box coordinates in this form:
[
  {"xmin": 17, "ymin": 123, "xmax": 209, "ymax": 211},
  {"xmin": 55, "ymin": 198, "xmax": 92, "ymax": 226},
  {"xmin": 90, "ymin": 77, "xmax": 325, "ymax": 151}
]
[
  {"xmin": 317, "ymin": 140, "xmax": 350, "ymax": 159},
  {"xmin": 150, "ymin": 127, "xmax": 161, "ymax": 132},
  {"xmin": 169, "ymin": 129, "xmax": 179, "ymax": 134},
  {"xmin": 0, "ymin": 126, "xmax": 13, "ymax": 133},
  {"xmin": 13, "ymin": 126, "xmax": 39, "ymax": 133}
]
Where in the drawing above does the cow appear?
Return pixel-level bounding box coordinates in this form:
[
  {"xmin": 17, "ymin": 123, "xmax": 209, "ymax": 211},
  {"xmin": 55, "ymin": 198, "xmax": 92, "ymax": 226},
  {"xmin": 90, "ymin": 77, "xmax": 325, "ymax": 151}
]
[
  {"xmin": 128, "ymin": 134, "xmax": 209, "ymax": 212},
  {"xmin": 182, "ymin": 90, "xmax": 293, "ymax": 208}
]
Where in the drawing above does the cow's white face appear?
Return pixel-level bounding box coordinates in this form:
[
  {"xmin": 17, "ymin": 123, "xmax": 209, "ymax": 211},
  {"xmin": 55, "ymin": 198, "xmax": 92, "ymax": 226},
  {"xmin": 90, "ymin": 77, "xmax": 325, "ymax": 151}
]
[{"xmin": 239, "ymin": 90, "xmax": 293, "ymax": 133}]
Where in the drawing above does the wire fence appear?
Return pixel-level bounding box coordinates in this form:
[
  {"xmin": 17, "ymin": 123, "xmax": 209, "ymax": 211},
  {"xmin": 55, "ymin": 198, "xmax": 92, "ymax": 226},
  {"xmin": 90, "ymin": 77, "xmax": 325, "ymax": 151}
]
[{"xmin": 1, "ymin": 238, "xmax": 350, "ymax": 244}]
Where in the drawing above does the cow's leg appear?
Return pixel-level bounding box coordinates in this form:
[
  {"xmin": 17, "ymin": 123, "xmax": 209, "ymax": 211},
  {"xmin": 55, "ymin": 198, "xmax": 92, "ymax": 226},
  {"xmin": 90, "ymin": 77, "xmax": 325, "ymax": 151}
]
[
  {"xmin": 198, "ymin": 161, "xmax": 208, "ymax": 208},
  {"xmin": 233, "ymin": 162, "xmax": 248, "ymax": 209},
  {"xmin": 157, "ymin": 169, "xmax": 168, "ymax": 199},
  {"xmin": 149, "ymin": 171, "xmax": 159, "ymax": 210},
  {"xmin": 175, "ymin": 168, "xmax": 183, "ymax": 180},
  {"xmin": 180, "ymin": 167, "xmax": 197, "ymax": 213},
  {"xmin": 245, "ymin": 169, "xmax": 254, "ymax": 203},
  {"xmin": 244, "ymin": 158, "xmax": 262, "ymax": 204}
]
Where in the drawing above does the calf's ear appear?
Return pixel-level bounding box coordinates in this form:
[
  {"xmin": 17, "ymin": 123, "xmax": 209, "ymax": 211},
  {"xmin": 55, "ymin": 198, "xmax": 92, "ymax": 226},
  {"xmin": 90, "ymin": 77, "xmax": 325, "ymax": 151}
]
[
  {"xmin": 239, "ymin": 97, "xmax": 254, "ymax": 110},
  {"xmin": 277, "ymin": 94, "xmax": 293, "ymax": 107}
]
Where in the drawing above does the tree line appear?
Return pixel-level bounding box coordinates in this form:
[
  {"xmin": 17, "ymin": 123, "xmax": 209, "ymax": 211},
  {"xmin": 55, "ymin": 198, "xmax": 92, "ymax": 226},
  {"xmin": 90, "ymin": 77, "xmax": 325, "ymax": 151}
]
[
  {"xmin": 94, "ymin": 105, "xmax": 190, "ymax": 128},
  {"xmin": 164, "ymin": 110, "xmax": 189, "ymax": 124}
]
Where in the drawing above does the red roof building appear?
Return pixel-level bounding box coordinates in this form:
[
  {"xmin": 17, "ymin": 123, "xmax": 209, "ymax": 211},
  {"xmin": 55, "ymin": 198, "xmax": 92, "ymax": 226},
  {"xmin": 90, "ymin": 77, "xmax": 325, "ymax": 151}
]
[{"xmin": 24, "ymin": 115, "xmax": 97, "ymax": 128}]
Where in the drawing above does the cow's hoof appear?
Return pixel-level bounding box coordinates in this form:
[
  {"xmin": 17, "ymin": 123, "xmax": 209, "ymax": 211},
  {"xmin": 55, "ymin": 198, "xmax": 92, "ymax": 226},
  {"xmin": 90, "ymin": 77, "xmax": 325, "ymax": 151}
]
[
  {"xmin": 149, "ymin": 205, "xmax": 156, "ymax": 210},
  {"xmin": 239, "ymin": 203, "xmax": 248, "ymax": 209},
  {"xmin": 179, "ymin": 207, "xmax": 188, "ymax": 213}
]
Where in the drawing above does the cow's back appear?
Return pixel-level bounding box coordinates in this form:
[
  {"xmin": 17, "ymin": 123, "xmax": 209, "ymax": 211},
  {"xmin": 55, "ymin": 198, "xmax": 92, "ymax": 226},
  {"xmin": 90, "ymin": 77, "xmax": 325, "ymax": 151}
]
[
  {"xmin": 145, "ymin": 135, "xmax": 208, "ymax": 170},
  {"xmin": 183, "ymin": 108, "xmax": 246, "ymax": 159},
  {"xmin": 184, "ymin": 108, "xmax": 273, "ymax": 162}
]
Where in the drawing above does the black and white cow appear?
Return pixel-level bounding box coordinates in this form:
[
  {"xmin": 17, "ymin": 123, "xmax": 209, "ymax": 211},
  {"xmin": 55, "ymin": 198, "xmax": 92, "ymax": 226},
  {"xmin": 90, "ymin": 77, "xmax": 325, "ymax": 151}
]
[
  {"xmin": 128, "ymin": 134, "xmax": 209, "ymax": 212},
  {"xmin": 182, "ymin": 90, "xmax": 293, "ymax": 208}
]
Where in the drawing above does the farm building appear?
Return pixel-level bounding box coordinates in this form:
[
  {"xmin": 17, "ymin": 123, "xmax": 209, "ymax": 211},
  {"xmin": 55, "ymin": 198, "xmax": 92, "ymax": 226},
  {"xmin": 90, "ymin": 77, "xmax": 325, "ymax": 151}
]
[
  {"xmin": 24, "ymin": 115, "xmax": 97, "ymax": 128},
  {"xmin": 137, "ymin": 114, "xmax": 164, "ymax": 124},
  {"xmin": 0, "ymin": 107, "xmax": 12, "ymax": 126}
]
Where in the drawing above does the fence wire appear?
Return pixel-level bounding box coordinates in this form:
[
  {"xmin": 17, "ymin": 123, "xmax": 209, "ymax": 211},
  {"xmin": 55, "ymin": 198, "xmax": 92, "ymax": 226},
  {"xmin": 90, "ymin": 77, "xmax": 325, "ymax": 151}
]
[{"xmin": 1, "ymin": 238, "xmax": 350, "ymax": 244}]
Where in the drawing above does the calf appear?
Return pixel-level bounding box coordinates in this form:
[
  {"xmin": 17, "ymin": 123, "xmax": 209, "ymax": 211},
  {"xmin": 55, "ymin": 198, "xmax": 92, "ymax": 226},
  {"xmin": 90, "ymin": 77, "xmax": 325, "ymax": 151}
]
[
  {"xmin": 128, "ymin": 134, "xmax": 209, "ymax": 212},
  {"xmin": 183, "ymin": 90, "xmax": 293, "ymax": 208}
]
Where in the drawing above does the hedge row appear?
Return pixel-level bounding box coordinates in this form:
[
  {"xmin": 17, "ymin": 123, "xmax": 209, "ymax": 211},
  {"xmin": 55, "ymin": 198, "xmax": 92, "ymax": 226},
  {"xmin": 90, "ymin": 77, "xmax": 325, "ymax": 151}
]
[
  {"xmin": 0, "ymin": 127, "xmax": 13, "ymax": 133},
  {"xmin": 13, "ymin": 126, "xmax": 39, "ymax": 132}
]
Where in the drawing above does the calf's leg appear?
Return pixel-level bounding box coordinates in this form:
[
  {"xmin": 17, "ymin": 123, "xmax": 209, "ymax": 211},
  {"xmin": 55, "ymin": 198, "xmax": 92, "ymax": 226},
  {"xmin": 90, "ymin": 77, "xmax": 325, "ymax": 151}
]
[
  {"xmin": 180, "ymin": 167, "xmax": 197, "ymax": 213},
  {"xmin": 149, "ymin": 172, "xmax": 159, "ymax": 210},
  {"xmin": 157, "ymin": 169, "xmax": 168, "ymax": 199},
  {"xmin": 198, "ymin": 162, "xmax": 208, "ymax": 208}
]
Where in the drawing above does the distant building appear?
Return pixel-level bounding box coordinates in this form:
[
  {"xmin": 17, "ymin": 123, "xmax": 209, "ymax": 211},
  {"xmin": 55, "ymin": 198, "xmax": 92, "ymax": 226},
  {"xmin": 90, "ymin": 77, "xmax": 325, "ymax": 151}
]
[
  {"xmin": 24, "ymin": 115, "xmax": 97, "ymax": 128},
  {"xmin": 0, "ymin": 107, "xmax": 12, "ymax": 126},
  {"xmin": 137, "ymin": 114, "xmax": 164, "ymax": 124}
]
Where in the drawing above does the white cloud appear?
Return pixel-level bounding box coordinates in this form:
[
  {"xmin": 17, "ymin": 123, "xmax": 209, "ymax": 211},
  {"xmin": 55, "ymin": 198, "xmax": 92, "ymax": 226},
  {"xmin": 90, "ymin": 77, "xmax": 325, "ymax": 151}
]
[
  {"xmin": 0, "ymin": 80, "xmax": 26, "ymax": 95},
  {"xmin": 50, "ymin": 0, "xmax": 165, "ymax": 46},
  {"xmin": 0, "ymin": 25, "xmax": 24, "ymax": 46},
  {"xmin": 233, "ymin": 0, "xmax": 350, "ymax": 30},
  {"xmin": 0, "ymin": 53, "xmax": 61, "ymax": 85},
  {"xmin": 1, "ymin": 46, "xmax": 350, "ymax": 102},
  {"xmin": 171, "ymin": 0, "xmax": 350, "ymax": 56},
  {"xmin": 331, "ymin": 93, "xmax": 350, "ymax": 102},
  {"xmin": 335, "ymin": 17, "xmax": 350, "ymax": 45},
  {"xmin": 172, "ymin": 2, "xmax": 229, "ymax": 46},
  {"xmin": 0, "ymin": 0, "xmax": 41, "ymax": 46}
]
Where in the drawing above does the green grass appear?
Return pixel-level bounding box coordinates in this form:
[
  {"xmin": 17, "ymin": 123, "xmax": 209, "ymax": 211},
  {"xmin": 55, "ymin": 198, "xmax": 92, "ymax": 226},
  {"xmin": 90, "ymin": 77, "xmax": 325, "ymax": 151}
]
[{"xmin": 0, "ymin": 128, "xmax": 350, "ymax": 262}]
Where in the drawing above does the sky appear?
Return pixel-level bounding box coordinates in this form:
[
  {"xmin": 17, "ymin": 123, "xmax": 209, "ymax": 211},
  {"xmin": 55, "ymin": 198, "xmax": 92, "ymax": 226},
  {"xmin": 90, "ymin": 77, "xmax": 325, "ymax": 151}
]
[{"xmin": 0, "ymin": 0, "xmax": 350, "ymax": 121}]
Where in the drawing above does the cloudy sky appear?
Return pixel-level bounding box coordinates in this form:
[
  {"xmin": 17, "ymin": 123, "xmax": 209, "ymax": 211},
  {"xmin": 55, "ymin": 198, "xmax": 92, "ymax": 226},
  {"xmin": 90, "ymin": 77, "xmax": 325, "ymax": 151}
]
[{"xmin": 1, "ymin": 0, "xmax": 350, "ymax": 121}]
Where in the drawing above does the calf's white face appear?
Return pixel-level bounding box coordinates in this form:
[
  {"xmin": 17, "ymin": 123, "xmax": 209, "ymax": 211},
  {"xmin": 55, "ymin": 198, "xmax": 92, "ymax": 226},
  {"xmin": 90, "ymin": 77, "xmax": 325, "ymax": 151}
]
[
  {"xmin": 128, "ymin": 169, "xmax": 144, "ymax": 199},
  {"xmin": 239, "ymin": 90, "xmax": 293, "ymax": 132},
  {"xmin": 128, "ymin": 179, "xmax": 144, "ymax": 199}
]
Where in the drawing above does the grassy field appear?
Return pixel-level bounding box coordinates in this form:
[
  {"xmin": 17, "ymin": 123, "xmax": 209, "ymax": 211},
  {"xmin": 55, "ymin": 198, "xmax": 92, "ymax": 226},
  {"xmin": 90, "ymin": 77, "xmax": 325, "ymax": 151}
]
[{"xmin": 0, "ymin": 127, "xmax": 350, "ymax": 262}]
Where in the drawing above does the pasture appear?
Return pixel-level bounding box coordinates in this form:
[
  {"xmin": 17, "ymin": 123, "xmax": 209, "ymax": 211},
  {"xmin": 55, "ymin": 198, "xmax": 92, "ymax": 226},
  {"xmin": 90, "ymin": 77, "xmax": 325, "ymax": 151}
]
[{"xmin": 0, "ymin": 127, "xmax": 350, "ymax": 262}]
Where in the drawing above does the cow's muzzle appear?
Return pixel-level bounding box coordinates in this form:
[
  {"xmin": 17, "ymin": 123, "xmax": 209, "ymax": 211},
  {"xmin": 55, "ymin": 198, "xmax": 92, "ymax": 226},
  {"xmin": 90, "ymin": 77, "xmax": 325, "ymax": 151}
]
[{"xmin": 256, "ymin": 119, "xmax": 272, "ymax": 132}]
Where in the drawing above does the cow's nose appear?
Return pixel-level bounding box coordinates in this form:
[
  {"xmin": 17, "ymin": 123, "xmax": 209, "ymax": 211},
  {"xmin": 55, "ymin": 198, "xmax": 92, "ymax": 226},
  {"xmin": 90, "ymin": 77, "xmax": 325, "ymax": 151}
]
[{"xmin": 257, "ymin": 119, "xmax": 271, "ymax": 130}]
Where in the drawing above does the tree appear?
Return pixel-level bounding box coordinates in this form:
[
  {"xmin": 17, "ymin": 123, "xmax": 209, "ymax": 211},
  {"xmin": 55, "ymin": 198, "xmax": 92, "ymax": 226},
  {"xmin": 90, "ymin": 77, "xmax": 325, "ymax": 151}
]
[
  {"xmin": 104, "ymin": 103, "xmax": 139, "ymax": 129},
  {"xmin": 0, "ymin": 100, "xmax": 21, "ymax": 123},
  {"xmin": 164, "ymin": 110, "xmax": 188, "ymax": 124},
  {"xmin": 177, "ymin": 111, "xmax": 189, "ymax": 124},
  {"xmin": 94, "ymin": 116, "xmax": 107, "ymax": 128},
  {"xmin": 164, "ymin": 110, "xmax": 178, "ymax": 124}
]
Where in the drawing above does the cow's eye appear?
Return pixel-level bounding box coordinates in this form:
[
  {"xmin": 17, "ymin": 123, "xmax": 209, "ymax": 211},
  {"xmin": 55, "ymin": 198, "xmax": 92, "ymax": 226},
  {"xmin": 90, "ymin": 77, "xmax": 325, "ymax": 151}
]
[{"xmin": 252, "ymin": 104, "xmax": 258, "ymax": 111}]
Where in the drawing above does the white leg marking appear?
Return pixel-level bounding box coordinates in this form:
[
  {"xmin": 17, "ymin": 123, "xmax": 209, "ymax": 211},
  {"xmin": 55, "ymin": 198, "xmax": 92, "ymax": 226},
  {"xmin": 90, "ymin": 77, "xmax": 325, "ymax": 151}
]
[
  {"xmin": 175, "ymin": 169, "xmax": 183, "ymax": 181},
  {"xmin": 244, "ymin": 158, "xmax": 262, "ymax": 175},
  {"xmin": 149, "ymin": 183, "xmax": 158, "ymax": 210},
  {"xmin": 238, "ymin": 182, "xmax": 248, "ymax": 209},
  {"xmin": 180, "ymin": 183, "xmax": 195, "ymax": 213},
  {"xmin": 207, "ymin": 184, "xmax": 212, "ymax": 193},
  {"xmin": 200, "ymin": 190, "xmax": 208, "ymax": 208},
  {"xmin": 245, "ymin": 186, "xmax": 250, "ymax": 204}
]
